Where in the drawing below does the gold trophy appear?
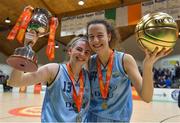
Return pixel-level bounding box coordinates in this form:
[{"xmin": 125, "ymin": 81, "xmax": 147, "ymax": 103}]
[{"xmin": 7, "ymin": 7, "xmax": 52, "ymax": 72}]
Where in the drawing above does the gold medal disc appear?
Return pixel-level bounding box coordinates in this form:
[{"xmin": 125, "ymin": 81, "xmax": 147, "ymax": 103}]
[
  {"xmin": 101, "ymin": 102, "xmax": 108, "ymax": 110},
  {"xmin": 76, "ymin": 114, "xmax": 82, "ymax": 123}
]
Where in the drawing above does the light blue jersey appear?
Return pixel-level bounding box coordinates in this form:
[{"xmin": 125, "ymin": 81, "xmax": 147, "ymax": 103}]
[
  {"xmin": 41, "ymin": 64, "xmax": 91, "ymax": 122},
  {"xmin": 88, "ymin": 50, "xmax": 132, "ymax": 122}
]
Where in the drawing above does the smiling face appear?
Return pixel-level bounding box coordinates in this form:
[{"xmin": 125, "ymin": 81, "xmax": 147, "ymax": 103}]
[
  {"xmin": 68, "ymin": 39, "xmax": 91, "ymax": 65},
  {"xmin": 87, "ymin": 23, "xmax": 111, "ymax": 53}
]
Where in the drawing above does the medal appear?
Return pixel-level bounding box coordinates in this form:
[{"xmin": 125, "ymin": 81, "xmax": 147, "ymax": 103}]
[
  {"xmin": 67, "ymin": 63, "xmax": 84, "ymax": 112},
  {"xmin": 76, "ymin": 114, "xmax": 82, "ymax": 122},
  {"xmin": 101, "ymin": 101, "xmax": 108, "ymax": 110},
  {"xmin": 97, "ymin": 50, "xmax": 114, "ymax": 99}
]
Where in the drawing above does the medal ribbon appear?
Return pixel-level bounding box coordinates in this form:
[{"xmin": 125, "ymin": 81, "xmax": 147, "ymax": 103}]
[
  {"xmin": 66, "ymin": 63, "xmax": 84, "ymax": 112},
  {"xmin": 97, "ymin": 50, "xmax": 114, "ymax": 99}
]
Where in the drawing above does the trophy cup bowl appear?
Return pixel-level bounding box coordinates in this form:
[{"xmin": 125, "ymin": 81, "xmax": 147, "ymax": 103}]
[
  {"xmin": 27, "ymin": 8, "xmax": 52, "ymax": 37},
  {"xmin": 7, "ymin": 8, "xmax": 52, "ymax": 72}
]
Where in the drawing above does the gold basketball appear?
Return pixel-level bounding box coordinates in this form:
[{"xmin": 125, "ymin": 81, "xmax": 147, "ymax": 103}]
[{"xmin": 135, "ymin": 12, "xmax": 179, "ymax": 52}]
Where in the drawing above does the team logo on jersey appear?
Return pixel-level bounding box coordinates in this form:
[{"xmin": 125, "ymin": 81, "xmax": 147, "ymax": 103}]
[
  {"xmin": 92, "ymin": 85, "xmax": 117, "ymax": 99},
  {"xmin": 112, "ymin": 71, "xmax": 120, "ymax": 78},
  {"xmin": 66, "ymin": 96, "xmax": 89, "ymax": 113}
]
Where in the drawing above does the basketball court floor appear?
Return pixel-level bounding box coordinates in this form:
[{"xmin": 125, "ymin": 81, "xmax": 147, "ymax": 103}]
[{"xmin": 0, "ymin": 92, "xmax": 180, "ymax": 122}]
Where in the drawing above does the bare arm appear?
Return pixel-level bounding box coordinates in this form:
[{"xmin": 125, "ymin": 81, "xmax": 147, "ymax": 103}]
[
  {"xmin": 123, "ymin": 54, "xmax": 144, "ymax": 100},
  {"xmin": 124, "ymin": 48, "xmax": 172, "ymax": 102},
  {"xmin": 8, "ymin": 63, "xmax": 59, "ymax": 87}
]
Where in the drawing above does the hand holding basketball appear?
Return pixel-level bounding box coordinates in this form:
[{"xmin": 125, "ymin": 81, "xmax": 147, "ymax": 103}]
[{"xmin": 143, "ymin": 47, "xmax": 173, "ymax": 65}]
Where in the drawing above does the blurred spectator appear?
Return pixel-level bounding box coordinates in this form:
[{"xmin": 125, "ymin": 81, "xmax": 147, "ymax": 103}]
[
  {"xmin": 171, "ymin": 61, "xmax": 180, "ymax": 88},
  {"xmin": 165, "ymin": 77, "xmax": 171, "ymax": 88},
  {"xmin": 3, "ymin": 75, "xmax": 12, "ymax": 92},
  {"xmin": 0, "ymin": 70, "xmax": 12, "ymax": 92},
  {"xmin": 0, "ymin": 70, "xmax": 6, "ymax": 84},
  {"xmin": 178, "ymin": 90, "xmax": 180, "ymax": 108},
  {"xmin": 142, "ymin": 61, "xmax": 180, "ymax": 88},
  {"xmin": 156, "ymin": 76, "xmax": 166, "ymax": 88},
  {"xmin": 153, "ymin": 67, "xmax": 158, "ymax": 81},
  {"xmin": 171, "ymin": 68, "xmax": 176, "ymax": 81},
  {"xmin": 175, "ymin": 61, "xmax": 180, "ymax": 79}
]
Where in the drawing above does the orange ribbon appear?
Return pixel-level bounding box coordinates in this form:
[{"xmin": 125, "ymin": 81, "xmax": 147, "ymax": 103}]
[
  {"xmin": 46, "ymin": 17, "xmax": 58, "ymax": 61},
  {"xmin": 66, "ymin": 63, "xmax": 84, "ymax": 112},
  {"xmin": 7, "ymin": 5, "xmax": 33, "ymax": 43},
  {"xmin": 97, "ymin": 50, "xmax": 114, "ymax": 99}
]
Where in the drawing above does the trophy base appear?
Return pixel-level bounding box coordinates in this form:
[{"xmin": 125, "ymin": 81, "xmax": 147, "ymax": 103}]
[{"xmin": 7, "ymin": 55, "xmax": 38, "ymax": 72}]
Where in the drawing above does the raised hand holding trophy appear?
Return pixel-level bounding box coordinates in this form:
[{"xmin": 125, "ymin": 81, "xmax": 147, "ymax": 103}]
[{"xmin": 6, "ymin": 6, "xmax": 58, "ymax": 72}]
